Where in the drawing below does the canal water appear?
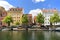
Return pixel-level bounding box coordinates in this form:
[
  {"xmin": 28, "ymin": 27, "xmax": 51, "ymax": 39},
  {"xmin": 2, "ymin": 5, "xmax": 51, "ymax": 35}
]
[{"xmin": 0, "ymin": 31, "xmax": 60, "ymax": 40}]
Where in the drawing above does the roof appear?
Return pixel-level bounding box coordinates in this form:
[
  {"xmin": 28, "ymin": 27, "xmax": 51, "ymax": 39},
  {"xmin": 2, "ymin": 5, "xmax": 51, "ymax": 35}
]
[
  {"xmin": 9, "ymin": 8, "xmax": 23, "ymax": 11},
  {"xmin": 41, "ymin": 8, "xmax": 58, "ymax": 13}
]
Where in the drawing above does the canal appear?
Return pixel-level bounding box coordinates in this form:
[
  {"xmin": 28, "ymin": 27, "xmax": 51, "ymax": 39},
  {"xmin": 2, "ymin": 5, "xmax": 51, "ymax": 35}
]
[{"xmin": 0, "ymin": 31, "xmax": 60, "ymax": 40}]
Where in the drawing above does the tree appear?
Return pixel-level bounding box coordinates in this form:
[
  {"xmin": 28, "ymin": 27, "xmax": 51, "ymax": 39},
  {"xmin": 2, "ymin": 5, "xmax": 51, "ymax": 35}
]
[
  {"xmin": 2, "ymin": 16, "xmax": 13, "ymax": 26},
  {"xmin": 50, "ymin": 12, "xmax": 60, "ymax": 27},
  {"xmin": 15, "ymin": 22, "xmax": 20, "ymax": 25},
  {"xmin": 22, "ymin": 14, "xmax": 28, "ymax": 30},
  {"xmin": 22, "ymin": 14, "xmax": 28, "ymax": 24},
  {"xmin": 36, "ymin": 13, "xmax": 44, "ymax": 26}
]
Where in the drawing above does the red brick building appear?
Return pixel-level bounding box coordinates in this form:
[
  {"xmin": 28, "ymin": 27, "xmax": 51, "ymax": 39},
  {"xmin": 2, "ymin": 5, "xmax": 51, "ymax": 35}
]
[{"xmin": 27, "ymin": 14, "xmax": 32, "ymax": 25}]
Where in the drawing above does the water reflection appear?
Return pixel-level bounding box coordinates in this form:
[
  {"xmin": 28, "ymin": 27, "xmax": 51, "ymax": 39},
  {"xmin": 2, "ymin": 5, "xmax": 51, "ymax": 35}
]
[{"xmin": 0, "ymin": 31, "xmax": 60, "ymax": 40}]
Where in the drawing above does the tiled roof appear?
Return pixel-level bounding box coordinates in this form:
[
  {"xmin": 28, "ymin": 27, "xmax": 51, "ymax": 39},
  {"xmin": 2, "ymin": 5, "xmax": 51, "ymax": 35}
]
[
  {"xmin": 41, "ymin": 8, "xmax": 58, "ymax": 13},
  {"xmin": 9, "ymin": 8, "xmax": 23, "ymax": 11}
]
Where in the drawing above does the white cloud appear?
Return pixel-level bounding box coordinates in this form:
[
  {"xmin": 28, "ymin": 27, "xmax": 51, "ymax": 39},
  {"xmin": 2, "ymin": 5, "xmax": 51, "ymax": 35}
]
[
  {"xmin": 32, "ymin": 0, "xmax": 45, "ymax": 3},
  {"xmin": 0, "ymin": 1, "xmax": 14, "ymax": 11},
  {"xmin": 29, "ymin": 9, "xmax": 42, "ymax": 18}
]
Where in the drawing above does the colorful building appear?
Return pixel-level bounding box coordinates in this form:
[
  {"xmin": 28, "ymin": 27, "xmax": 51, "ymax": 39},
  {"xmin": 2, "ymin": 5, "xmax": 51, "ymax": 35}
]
[
  {"xmin": 41, "ymin": 8, "xmax": 58, "ymax": 26},
  {"xmin": 0, "ymin": 6, "xmax": 7, "ymax": 27},
  {"xmin": 32, "ymin": 8, "xmax": 59, "ymax": 26},
  {"xmin": 7, "ymin": 8, "xmax": 23, "ymax": 25}
]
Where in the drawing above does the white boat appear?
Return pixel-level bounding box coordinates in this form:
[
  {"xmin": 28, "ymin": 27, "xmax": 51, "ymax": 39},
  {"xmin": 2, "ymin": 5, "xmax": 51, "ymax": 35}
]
[
  {"xmin": 2, "ymin": 28, "xmax": 9, "ymax": 31},
  {"xmin": 13, "ymin": 28, "xmax": 18, "ymax": 30},
  {"xmin": 55, "ymin": 27, "xmax": 60, "ymax": 31}
]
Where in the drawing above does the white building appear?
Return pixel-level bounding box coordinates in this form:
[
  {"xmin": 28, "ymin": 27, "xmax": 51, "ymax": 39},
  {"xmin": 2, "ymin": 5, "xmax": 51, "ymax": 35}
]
[{"xmin": 41, "ymin": 9, "xmax": 60, "ymax": 26}]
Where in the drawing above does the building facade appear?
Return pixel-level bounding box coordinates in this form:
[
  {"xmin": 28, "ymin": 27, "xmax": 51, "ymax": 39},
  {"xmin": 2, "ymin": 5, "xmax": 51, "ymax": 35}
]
[
  {"xmin": 42, "ymin": 9, "xmax": 60, "ymax": 26},
  {"xmin": 33, "ymin": 8, "xmax": 60, "ymax": 26},
  {"xmin": 7, "ymin": 8, "xmax": 23, "ymax": 25},
  {"xmin": 34, "ymin": 16, "xmax": 37, "ymax": 24},
  {"xmin": 23, "ymin": 14, "xmax": 32, "ymax": 25},
  {"xmin": 0, "ymin": 6, "xmax": 7, "ymax": 27},
  {"xmin": 27, "ymin": 14, "xmax": 32, "ymax": 25}
]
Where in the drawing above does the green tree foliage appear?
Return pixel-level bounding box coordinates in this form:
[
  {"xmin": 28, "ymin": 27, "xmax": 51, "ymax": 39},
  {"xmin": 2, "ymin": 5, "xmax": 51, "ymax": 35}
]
[
  {"xmin": 36, "ymin": 13, "xmax": 44, "ymax": 25},
  {"xmin": 22, "ymin": 14, "xmax": 28, "ymax": 24},
  {"xmin": 15, "ymin": 22, "xmax": 20, "ymax": 25},
  {"xmin": 22, "ymin": 14, "xmax": 29, "ymax": 30},
  {"xmin": 2, "ymin": 16, "xmax": 13, "ymax": 26},
  {"xmin": 50, "ymin": 12, "xmax": 60, "ymax": 24}
]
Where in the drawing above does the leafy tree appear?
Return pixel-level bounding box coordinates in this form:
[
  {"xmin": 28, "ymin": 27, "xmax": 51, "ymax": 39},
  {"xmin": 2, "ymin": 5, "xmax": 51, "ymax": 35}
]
[
  {"xmin": 22, "ymin": 14, "xmax": 28, "ymax": 24},
  {"xmin": 36, "ymin": 13, "xmax": 44, "ymax": 26},
  {"xmin": 2, "ymin": 16, "xmax": 13, "ymax": 26},
  {"xmin": 50, "ymin": 12, "xmax": 60, "ymax": 27},
  {"xmin": 15, "ymin": 22, "xmax": 20, "ymax": 25},
  {"xmin": 22, "ymin": 14, "xmax": 28, "ymax": 30}
]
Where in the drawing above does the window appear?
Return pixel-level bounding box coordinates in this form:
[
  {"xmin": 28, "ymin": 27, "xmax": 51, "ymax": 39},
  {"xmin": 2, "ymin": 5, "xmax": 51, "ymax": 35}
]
[
  {"xmin": 13, "ymin": 9, "xmax": 14, "ymax": 11},
  {"xmin": 45, "ymin": 19, "xmax": 47, "ymax": 20},
  {"xmin": 2, "ymin": 13, "xmax": 6, "ymax": 17},
  {"xmin": 45, "ymin": 22, "xmax": 47, "ymax": 23},
  {"xmin": 48, "ymin": 19, "xmax": 49, "ymax": 20},
  {"xmin": 48, "ymin": 22, "xmax": 49, "ymax": 24},
  {"xmin": 0, "ymin": 14, "xmax": 2, "ymax": 17}
]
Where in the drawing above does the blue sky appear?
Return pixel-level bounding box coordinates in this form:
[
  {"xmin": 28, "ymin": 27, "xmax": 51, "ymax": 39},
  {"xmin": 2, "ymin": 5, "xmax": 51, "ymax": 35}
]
[{"xmin": 1, "ymin": 0, "xmax": 60, "ymax": 13}]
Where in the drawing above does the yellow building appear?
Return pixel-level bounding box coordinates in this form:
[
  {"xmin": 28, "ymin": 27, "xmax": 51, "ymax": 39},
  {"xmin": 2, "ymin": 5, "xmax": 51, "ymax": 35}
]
[{"xmin": 7, "ymin": 8, "xmax": 23, "ymax": 25}]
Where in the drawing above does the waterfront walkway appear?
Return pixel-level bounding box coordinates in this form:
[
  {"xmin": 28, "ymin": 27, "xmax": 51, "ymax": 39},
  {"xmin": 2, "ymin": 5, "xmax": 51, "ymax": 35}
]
[{"xmin": 13, "ymin": 28, "xmax": 48, "ymax": 31}]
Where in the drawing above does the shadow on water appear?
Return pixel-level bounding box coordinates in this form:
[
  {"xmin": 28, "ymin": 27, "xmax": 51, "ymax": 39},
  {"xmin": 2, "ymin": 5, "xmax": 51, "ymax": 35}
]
[{"xmin": 0, "ymin": 31, "xmax": 60, "ymax": 40}]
